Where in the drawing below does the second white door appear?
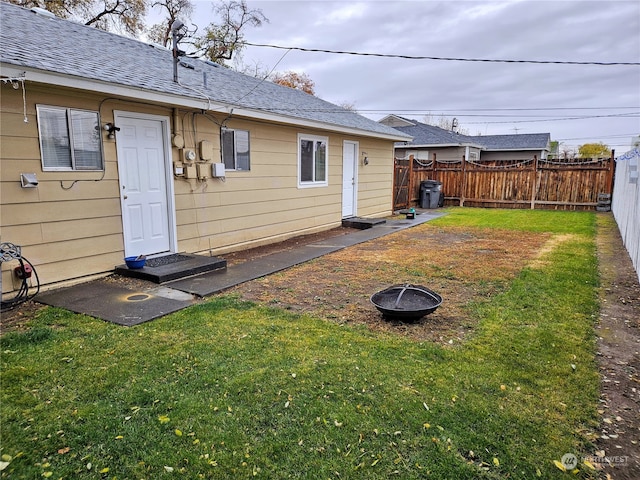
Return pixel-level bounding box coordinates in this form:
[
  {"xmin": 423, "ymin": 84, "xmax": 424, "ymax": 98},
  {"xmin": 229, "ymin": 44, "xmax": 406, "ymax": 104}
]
[{"xmin": 342, "ymin": 140, "xmax": 358, "ymax": 217}]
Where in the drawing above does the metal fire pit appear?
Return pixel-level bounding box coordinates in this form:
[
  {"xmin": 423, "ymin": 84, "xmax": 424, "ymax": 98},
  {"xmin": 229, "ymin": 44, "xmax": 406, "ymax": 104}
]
[{"xmin": 370, "ymin": 284, "xmax": 442, "ymax": 320}]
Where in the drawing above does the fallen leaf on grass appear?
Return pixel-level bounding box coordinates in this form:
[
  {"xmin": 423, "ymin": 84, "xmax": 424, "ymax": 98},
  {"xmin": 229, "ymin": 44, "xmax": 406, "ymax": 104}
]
[
  {"xmin": 57, "ymin": 447, "xmax": 70, "ymax": 454},
  {"xmin": 0, "ymin": 461, "xmax": 9, "ymax": 471},
  {"xmin": 553, "ymin": 460, "xmax": 566, "ymax": 472},
  {"xmin": 175, "ymin": 429, "xmax": 182, "ymax": 436},
  {"xmin": 158, "ymin": 415, "xmax": 170, "ymax": 424},
  {"xmin": 493, "ymin": 457, "xmax": 500, "ymax": 467},
  {"xmin": 164, "ymin": 466, "xmax": 174, "ymax": 472}
]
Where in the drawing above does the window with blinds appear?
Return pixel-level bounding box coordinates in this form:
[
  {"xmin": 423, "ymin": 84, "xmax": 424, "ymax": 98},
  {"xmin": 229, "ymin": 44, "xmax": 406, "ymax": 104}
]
[{"xmin": 37, "ymin": 105, "xmax": 104, "ymax": 171}]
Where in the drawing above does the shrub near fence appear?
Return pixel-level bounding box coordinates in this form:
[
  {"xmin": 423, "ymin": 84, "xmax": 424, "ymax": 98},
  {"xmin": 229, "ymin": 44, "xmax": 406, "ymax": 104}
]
[{"xmin": 394, "ymin": 153, "xmax": 615, "ymax": 211}]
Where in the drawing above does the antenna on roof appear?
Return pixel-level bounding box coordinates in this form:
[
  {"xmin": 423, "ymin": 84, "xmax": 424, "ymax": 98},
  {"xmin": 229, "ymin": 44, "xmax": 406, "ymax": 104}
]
[
  {"xmin": 171, "ymin": 19, "xmax": 186, "ymax": 83},
  {"xmin": 451, "ymin": 117, "xmax": 459, "ymax": 133}
]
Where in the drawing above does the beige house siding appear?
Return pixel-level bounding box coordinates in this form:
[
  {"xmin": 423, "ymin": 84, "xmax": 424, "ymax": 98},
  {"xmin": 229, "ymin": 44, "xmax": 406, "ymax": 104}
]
[{"xmin": 1, "ymin": 84, "xmax": 395, "ymax": 293}]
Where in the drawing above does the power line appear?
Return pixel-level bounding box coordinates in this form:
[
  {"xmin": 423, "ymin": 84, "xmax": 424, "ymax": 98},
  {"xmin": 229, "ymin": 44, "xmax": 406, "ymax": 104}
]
[
  {"xmin": 355, "ymin": 107, "xmax": 640, "ymax": 113},
  {"xmin": 244, "ymin": 42, "xmax": 640, "ymax": 66},
  {"xmin": 464, "ymin": 113, "xmax": 640, "ymax": 124}
]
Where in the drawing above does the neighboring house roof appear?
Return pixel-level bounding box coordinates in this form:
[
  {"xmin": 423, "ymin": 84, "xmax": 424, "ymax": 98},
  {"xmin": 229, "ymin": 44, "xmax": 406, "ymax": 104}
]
[
  {"xmin": 379, "ymin": 115, "xmax": 550, "ymax": 151},
  {"xmin": 472, "ymin": 133, "xmax": 551, "ymax": 151},
  {"xmin": 0, "ymin": 3, "xmax": 410, "ymax": 141},
  {"xmin": 379, "ymin": 115, "xmax": 476, "ymax": 147}
]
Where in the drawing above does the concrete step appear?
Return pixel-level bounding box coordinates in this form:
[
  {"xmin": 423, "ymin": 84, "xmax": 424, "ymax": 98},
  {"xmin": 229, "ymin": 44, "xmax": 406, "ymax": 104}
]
[{"xmin": 342, "ymin": 217, "xmax": 387, "ymax": 230}]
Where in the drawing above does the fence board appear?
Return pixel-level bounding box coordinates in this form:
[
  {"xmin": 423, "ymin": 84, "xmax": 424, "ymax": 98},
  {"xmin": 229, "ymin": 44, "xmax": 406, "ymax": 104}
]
[{"xmin": 611, "ymin": 149, "xmax": 640, "ymax": 283}]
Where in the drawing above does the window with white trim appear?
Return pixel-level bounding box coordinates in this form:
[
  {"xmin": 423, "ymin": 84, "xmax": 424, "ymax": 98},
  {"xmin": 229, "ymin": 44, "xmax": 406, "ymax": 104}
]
[
  {"xmin": 36, "ymin": 105, "xmax": 104, "ymax": 171},
  {"xmin": 298, "ymin": 134, "xmax": 328, "ymax": 187},
  {"xmin": 221, "ymin": 128, "xmax": 250, "ymax": 171}
]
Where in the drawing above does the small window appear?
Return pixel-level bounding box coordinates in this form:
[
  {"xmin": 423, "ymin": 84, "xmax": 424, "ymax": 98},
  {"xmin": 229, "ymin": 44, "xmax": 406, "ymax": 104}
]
[
  {"xmin": 37, "ymin": 105, "xmax": 103, "ymax": 171},
  {"xmin": 221, "ymin": 129, "xmax": 250, "ymax": 171},
  {"xmin": 298, "ymin": 134, "xmax": 328, "ymax": 187}
]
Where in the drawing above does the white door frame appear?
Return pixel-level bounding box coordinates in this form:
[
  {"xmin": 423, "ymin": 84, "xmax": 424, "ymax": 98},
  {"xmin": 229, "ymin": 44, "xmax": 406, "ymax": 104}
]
[
  {"xmin": 342, "ymin": 140, "xmax": 359, "ymax": 218},
  {"xmin": 114, "ymin": 110, "xmax": 177, "ymax": 257}
]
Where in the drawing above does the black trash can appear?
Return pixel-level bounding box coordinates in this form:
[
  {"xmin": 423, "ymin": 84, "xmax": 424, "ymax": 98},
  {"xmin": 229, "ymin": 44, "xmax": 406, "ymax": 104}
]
[{"xmin": 420, "ymin": 180, "xmax": 442, "ymax": 209}]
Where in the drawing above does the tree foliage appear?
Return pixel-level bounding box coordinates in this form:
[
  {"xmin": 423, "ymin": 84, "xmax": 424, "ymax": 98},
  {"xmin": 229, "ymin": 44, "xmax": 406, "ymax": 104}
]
[
  {"xmin": 147, "ymin": 0, "xmax": 192, "ymax": 46},
  {"xmin": 578, "ymin": 142, "xmax": 611, "ymax": 159},
  {"xmin": 271, "ymin": 71, "xmax": 315, "ymax": 95},
  {"xmin": 422, "ymin": 113, "xmax": 469, "ymax": 135},
  {"xmin": 5, "ymin": 0, "xmax": 146, "ymax": 35},
  {"xmin": 5, "ymin": 0, "xmax": 266, "ymax": 64},
  {"xmin": 147, "ymin": 0, "xmax": 266, "ymax": 64}
]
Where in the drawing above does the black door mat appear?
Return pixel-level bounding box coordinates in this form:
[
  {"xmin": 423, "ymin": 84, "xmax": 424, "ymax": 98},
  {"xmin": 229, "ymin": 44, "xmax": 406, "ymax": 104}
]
[
  {"xmin": 115, "ymin": 254, "xmax": 226, "ymax": 283},
  {"xmin": 342, "ymin": 217, "xmax": 387, "ymax": 229}
]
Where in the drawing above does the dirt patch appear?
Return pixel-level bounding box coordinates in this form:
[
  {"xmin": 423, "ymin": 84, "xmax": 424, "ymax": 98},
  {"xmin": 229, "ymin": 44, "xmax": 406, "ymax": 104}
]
[
  {"xmin": 229, "ymin": 224, "xmax": 551, "ymax": 344},
  {"xmin": 595, "ymin": 214, "xmax": 640, "ymax": 479}
]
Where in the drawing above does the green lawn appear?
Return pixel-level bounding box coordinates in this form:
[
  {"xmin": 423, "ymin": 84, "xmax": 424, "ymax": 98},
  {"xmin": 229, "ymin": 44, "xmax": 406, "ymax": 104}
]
[{"xmin": 1, "ymin": 208, "xmax": 601, "ymax": 479}]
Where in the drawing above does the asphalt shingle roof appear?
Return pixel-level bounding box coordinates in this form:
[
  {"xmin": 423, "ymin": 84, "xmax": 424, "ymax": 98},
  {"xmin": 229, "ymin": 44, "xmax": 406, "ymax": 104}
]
[
  {"xmin": 0, "ymin": 3, "xmax": 409, "ymax": 140},
  {"xmin": 387, "ymin": 116, "xmax": 549, "ymax": 151}
]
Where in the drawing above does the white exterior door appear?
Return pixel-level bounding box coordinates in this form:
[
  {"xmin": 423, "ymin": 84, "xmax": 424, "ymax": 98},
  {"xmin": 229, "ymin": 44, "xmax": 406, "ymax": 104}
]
[
  {"xmin": 342, "ymin": 140, "xmax": 358, "ymax": 217},
  {"xmin": 115, "ymin": 112, "xmax": 176, "ymax": 257}
]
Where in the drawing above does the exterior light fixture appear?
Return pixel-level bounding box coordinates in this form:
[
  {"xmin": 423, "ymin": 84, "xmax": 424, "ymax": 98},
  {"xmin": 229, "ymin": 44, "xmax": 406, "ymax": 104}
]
[{"xmin": 103, "ymin": 123, "xmax": 120, "ymax": 139}]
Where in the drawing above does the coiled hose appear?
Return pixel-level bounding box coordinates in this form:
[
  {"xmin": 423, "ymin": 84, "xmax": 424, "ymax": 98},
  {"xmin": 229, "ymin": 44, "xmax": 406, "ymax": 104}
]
[{"xmin": 1, "ymin": 243, "xmax": 40, "ymax": 312}]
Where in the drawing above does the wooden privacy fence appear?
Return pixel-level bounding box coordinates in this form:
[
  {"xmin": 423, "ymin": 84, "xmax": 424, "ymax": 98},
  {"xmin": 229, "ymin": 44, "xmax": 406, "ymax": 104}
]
[{"xmin": 394, "ymin": 153, "xmax": 615, "ymax": 211}]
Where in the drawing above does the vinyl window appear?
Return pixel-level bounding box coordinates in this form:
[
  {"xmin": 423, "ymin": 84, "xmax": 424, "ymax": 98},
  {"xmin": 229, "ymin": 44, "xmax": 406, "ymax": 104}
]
[
  {"xmin": 221, "ymin": 128, "xmax": 250, "ymax": 171},
  {"xmin": 37, "ymin": 105, "xmax": 104, "ymax": 171},
  {"xmin": 298, "ymin": 134, "xmax": 328, "ymax": 187}
]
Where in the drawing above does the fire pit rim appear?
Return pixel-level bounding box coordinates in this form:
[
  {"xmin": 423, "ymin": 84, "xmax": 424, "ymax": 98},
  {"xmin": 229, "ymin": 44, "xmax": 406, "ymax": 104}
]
[{"xmin": 370, "ymin": 283, "xmax": 442, "ymax": 319}]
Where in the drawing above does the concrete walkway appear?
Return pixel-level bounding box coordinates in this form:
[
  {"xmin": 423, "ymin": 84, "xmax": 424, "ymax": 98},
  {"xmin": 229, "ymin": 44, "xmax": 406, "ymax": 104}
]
[{"xmin": 36, "ymin": 211, "xmax": 445, "ymax": 326}]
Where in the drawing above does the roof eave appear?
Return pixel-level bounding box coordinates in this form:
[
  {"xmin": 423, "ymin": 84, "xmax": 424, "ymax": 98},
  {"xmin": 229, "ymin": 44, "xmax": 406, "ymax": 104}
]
[
  {"xmin": 482, "ymin": 147, "xmax": 550, "ymax": 152},
  {"xmin": 3, "ymin": 64, "xmax": 410, "ymax": 142}
]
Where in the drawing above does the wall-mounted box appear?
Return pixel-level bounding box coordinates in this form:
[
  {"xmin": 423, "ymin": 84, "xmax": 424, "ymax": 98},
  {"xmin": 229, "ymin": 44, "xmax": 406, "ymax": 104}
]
[
  {"xmin": 184, "ymin": 165, "xmax": 197, "ymax": 179},
  {"xmin": 196, "ymin": 163, "xmax": 210, "ymax": 180},
  {"xmin": 212, "ymin": 163, "xmax": 225, "ymax": 178},
  {"xmin": 199, "ymin": 140, "xmax": 214, "ymax": 161}
]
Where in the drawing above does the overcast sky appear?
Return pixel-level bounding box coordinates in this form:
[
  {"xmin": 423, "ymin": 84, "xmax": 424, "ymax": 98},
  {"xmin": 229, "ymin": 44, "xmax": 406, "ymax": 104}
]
[{"xmin": 172, "ymin": 0, "xmax": 639, "ymax": 152}]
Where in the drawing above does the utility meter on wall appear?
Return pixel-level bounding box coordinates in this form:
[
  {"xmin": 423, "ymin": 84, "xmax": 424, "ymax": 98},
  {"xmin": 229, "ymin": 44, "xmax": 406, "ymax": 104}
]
[{"xmin": 184, "ymin": 150, "xmax": 196, "ymax": 162}]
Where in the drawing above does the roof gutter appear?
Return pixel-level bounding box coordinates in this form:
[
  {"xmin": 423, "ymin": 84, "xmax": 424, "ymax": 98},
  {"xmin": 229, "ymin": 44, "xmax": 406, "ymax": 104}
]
[{"xmin": 1, "ymin": 64, "xmax": 409, "ymax": 142}]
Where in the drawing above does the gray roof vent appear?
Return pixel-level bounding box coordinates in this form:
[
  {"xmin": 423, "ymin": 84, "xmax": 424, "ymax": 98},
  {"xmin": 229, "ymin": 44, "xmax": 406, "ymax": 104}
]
[{"xmin": 30, "ymin": 7, "xmax": 55, "ymax": 18}]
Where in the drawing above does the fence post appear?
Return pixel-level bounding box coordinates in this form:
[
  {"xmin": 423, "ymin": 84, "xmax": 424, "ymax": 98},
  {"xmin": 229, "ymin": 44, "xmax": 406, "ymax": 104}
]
[
  {"xmin": 408, "ymin": 155, "xmax": 414, "ymax": 207},
  {"xmin": 460, "ymin": 154, "xmax": 466, "ymax": 207},
  {"xmin": 606, "ymin": 149, "xmax": 616, "ymax": 195}
]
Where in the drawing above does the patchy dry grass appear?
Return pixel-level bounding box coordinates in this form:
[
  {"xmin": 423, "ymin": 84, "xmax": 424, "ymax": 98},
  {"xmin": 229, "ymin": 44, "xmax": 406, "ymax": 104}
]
[{"xmin": 230, "ymin": 222, "xmax": 552, "ymax": 344}]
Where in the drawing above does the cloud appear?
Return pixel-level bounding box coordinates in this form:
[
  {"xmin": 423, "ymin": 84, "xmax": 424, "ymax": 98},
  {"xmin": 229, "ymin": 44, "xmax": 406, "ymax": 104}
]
[{"xmin": 233, "ymin": 0, "xmax": 639, "ymax": 149}]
